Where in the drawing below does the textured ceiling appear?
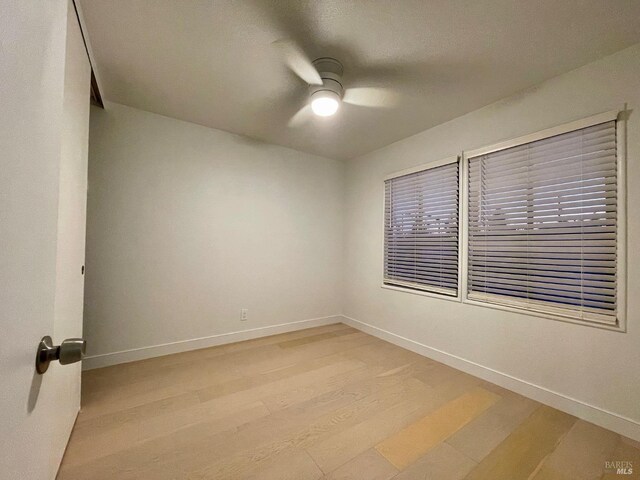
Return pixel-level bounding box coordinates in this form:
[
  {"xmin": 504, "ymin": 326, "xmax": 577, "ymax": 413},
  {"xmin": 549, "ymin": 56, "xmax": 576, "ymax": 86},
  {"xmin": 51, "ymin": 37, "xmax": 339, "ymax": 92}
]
[{"xmin": 80, "ymin": 0, "xmax": 640, "ymax": 160}]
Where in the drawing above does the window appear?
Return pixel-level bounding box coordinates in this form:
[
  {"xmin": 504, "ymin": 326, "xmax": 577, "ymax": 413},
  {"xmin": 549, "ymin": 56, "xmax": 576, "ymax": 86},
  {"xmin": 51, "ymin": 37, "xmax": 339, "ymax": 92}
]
[
  {"xmin": 384, "ymin": 157, "xmax": 460, "ymax": 297},
  {"xmin": 466, "ymin": 117, "xmax": 620, "ymax": 326}
]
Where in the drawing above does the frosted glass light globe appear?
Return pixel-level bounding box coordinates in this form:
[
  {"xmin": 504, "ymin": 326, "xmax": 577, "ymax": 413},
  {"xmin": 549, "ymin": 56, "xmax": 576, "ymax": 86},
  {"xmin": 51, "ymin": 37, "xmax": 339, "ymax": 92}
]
[{"xmin": 311, "ymin": 92, "xmax": 340, "ymax": 116}]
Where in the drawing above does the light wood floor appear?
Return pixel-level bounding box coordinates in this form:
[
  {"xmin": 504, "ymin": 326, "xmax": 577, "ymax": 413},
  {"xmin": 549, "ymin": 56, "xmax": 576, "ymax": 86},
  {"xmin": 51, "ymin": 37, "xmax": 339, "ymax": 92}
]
[{"xmin": 59, "ymin": 324, "xmax": 640, "ymax": 479}]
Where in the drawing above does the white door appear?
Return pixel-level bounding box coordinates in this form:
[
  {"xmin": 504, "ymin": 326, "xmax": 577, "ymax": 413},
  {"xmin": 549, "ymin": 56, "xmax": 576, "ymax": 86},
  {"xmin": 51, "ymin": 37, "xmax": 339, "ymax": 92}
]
[{"xmin": 0, "ymin": 1, "xmax": 91, "ymax": 479}]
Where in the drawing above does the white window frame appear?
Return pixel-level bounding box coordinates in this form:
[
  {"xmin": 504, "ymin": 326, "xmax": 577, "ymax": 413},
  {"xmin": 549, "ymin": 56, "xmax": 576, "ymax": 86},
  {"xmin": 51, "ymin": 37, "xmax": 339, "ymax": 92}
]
[
  {"xmin": 460, "ymin": 110, "xmax": 627, "ymax": 332},
  {"xmin": 381, "ymin": 155, "xmax": 462, "ymax": 303}
]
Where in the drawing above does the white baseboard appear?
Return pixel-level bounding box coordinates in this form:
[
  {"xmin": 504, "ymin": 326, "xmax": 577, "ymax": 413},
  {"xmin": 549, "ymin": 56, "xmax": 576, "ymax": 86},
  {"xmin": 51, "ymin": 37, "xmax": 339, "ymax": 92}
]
[
  {"xmin": 82, "ymin": 315, "xmax": 342, "ymax": 370},
  {"xmin": 340, "ymin": 314, "xmax": 640, "ymax": 442}
]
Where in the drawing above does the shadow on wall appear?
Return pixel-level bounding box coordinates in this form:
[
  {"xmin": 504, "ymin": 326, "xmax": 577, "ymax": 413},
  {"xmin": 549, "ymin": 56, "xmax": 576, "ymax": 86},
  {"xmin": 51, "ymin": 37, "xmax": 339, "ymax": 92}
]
[{"xmin": 27, "ymin": 369, "xmax": 42, "ymax": 413}]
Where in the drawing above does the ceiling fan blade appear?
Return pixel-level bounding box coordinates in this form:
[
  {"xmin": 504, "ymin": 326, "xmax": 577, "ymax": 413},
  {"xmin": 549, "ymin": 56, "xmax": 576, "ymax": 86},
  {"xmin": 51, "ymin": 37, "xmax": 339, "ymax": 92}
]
[
  {"xmin": 343, "ymin": 87, "xmax": 400, "ymax": 108},
  {"xmin": 287, "ymin": 104, "xmax": 313, "ymax": 128},
  {"xmin": 272, "ymin": 39, "xmax": 323, "ymax": 86}
]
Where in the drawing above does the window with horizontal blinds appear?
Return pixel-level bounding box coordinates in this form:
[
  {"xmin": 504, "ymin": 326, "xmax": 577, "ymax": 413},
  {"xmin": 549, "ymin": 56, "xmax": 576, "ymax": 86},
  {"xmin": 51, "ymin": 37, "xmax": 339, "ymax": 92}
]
[
  {"xmin": 384, "ymin": 160, "xmax": 459, "ymax": 296},
  {"xmin": 467, "ymin": 120, "xmax": 618, "ymax": 324}
]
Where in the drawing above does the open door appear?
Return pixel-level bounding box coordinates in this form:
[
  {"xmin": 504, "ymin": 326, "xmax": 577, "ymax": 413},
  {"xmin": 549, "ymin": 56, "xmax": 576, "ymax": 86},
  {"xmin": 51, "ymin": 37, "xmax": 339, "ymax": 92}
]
[{"xmin": 0, "ymin": 1, "xmax": 91, "ymax": 478}]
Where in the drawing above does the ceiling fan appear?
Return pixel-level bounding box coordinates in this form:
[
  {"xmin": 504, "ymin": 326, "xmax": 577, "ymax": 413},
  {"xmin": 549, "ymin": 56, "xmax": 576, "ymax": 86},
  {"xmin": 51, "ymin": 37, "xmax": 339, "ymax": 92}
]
[{"xmin": 272, "ymin": 39, "xmax": 399, "ymax": 127}]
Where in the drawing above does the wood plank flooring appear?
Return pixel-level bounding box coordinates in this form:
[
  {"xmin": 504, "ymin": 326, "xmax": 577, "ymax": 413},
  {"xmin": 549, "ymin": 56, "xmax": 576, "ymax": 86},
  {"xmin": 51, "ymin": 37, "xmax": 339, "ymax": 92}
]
[{"xmin": 58, "ymin": 324, "xmax": 639, "ymax": 479}]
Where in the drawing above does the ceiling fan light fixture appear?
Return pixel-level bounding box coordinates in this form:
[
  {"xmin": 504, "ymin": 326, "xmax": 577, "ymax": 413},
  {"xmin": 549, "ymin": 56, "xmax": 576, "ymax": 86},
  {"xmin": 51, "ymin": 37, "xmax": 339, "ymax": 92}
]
[{"xmin": 310, "ymin": 90, "xmax": 340, "ymax": 117}]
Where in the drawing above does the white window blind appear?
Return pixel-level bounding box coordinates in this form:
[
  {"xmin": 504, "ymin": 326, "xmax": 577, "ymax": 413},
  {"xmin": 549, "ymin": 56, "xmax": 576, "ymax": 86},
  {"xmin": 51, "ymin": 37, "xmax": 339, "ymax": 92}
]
[
  {"xmin": 467, "ymin": 120, "xmax": 618, "ymax": 324},
  {"xmin": 384, "ymin": 160, "xmax": 459, "ymax": 296}
]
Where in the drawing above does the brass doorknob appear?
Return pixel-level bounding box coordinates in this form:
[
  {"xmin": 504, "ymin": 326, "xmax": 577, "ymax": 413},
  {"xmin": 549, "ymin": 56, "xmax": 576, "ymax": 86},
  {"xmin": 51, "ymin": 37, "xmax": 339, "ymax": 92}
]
[{"xmin": 35, "ymin": 336, "xmax": 86, "ymax": 374}]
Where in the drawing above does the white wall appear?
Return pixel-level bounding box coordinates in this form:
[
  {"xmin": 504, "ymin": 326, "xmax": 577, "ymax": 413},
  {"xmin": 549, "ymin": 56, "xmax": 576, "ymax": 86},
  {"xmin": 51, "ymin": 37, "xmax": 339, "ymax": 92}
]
[
  {"xmin": 344, "ymin": 43, "xmax": 640, "ymax": 439},
  {"xmin": 84, "ymin": 102, "xmax": 344, "ymax": 365}
]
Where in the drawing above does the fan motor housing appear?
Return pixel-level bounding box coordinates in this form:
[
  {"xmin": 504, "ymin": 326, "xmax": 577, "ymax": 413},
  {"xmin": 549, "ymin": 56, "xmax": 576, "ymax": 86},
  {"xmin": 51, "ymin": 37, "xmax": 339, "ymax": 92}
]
[{"xmin": 310, "ymin": 57, "xmax": 344, "ymax": 98}]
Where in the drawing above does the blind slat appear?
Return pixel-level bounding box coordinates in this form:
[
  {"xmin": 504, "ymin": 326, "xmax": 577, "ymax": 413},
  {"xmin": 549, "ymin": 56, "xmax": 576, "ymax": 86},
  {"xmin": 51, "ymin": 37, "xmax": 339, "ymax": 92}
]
[{"xmin": 467, "ymin": 178, "xmax": 617, "ymax": 201}]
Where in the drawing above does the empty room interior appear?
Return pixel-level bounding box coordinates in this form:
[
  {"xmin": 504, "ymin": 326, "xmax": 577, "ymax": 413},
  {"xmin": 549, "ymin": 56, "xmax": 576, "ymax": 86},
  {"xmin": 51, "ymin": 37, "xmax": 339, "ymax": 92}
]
[{"xmin": 3, "ymin": 1, "xmax": 640, "ymax": 479}]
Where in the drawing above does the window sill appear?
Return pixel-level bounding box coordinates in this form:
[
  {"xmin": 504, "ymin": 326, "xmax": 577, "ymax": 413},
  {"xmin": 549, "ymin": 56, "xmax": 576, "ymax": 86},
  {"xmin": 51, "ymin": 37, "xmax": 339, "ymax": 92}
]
[
  {"xmin": 462, "ymin": 297, "xmax": 625, "ymax": 333},
  {"xmin": 381, "ymin": 283, "xmax": 461, "ymax": 303}
]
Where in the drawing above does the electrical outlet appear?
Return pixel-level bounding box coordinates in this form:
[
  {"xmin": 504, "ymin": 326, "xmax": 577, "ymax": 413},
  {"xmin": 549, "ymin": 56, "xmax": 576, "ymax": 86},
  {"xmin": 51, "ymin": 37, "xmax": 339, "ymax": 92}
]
[{"xmin": 240, "ymin": 308, "xmax": 248, "ymax": 321}]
